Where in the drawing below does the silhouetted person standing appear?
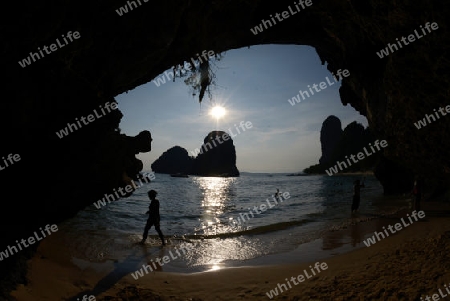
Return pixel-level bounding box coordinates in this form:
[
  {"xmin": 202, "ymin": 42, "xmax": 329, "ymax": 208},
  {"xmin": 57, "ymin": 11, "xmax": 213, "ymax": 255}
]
[
  {"xmin": 274, "ymin": 188, "xmax": 280, "ymax": 200},
  {"xmin": 412, "ymin": 177, "xmax": 423, "ymax": 211},
  {"xmin": 141, "ymin": 190, "xmax": 165, "ymax": 245},
  {"xmin": 351, "ymin": 178, "xmax": 365, "ymax": 213}
]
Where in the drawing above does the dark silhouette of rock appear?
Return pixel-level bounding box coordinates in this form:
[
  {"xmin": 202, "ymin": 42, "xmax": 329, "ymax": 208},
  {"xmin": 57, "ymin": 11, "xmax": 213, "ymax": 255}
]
[
  {"xmin": 374, "ymin": 157, "xmax": 415, "ymax": 195},
  {"xmin": 191, "ymin": 131, "xmax": 239, "ymax": 177},
  {"xmin": 1, "ymin": 0, "xmax": 449, "ymax": 297},
  {"xmin": 319, "ymin": 116, "xmax": 343, "ymax": 166},
  {"xmin": 330, "ymin": 121, "xmax": 378, "ymax": 172},
  {"xmin": 151, "ymin": 146, "xmax": 193, "ymax": 174},
  {"xmin": 306, "ymin": 117, "xmax": 415, "ymax": 194},
  {"xmin": 305, "ymin": 118, "xmax": 383, "ymax": 174},
  {"xmin": 123, "ymin": 130, "xmax": 152, "ymax": 181},
  {"xmin": 127, "ymin": 130, "xmax": 152, "ymax": 153},
  {"xmin": 151, "ymin": 131, "xmax": 239, "ymax": 177}
]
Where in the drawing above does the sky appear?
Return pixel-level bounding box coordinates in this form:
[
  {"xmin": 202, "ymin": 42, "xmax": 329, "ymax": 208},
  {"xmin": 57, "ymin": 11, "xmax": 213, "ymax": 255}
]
[{"xmin": 115, "ymin": 44, "xmax": 367, "ymax": 173}]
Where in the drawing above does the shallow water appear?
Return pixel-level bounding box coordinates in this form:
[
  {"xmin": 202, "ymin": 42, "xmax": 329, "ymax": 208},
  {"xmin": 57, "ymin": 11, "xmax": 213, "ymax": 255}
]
[{"xmin": 58, "ymin": 173, "xmax": 410, "ymax": 273}]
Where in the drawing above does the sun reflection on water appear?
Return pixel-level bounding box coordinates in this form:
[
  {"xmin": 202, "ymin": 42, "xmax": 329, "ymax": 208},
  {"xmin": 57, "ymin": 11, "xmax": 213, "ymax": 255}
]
[
  {"xmin": 182, "ymin": 177, "xmax": 269, "ymax": 269},
  {"xmin": 193, "ymin": 176, "xmax": 236, "ymax": 236}
]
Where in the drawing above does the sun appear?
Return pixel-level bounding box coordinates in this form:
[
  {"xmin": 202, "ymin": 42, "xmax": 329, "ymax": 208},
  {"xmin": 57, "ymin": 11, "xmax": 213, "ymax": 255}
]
[{"xmin": 210, "ymin": 106, "xmax": 226, "ymax": 119}]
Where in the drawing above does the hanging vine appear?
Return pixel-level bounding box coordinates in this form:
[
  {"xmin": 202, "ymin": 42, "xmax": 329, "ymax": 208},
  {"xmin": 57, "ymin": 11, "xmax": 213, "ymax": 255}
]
[{"xmin": 169, "ymin": 52, "xmax": 224, "ymax": 103}]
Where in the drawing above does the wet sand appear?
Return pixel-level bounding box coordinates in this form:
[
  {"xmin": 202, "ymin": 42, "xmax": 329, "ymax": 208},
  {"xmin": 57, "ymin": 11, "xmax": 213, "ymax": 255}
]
[{"xmin": 10, "ymin": 201, "xmax": 450, "ymax": 301}]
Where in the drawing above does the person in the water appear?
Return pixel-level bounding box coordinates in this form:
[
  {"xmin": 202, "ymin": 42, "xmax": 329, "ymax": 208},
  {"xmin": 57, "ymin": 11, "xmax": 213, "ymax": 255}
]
[{"xmin": 274, "ymin": 188, "xmax": 280, "ymax": 200}]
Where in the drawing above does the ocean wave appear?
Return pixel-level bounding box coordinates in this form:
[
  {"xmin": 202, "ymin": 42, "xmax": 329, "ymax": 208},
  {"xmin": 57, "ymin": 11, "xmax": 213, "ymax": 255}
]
[{"xmin": 174, "ymin": 219, "xmax": 316, "ymax": 240}]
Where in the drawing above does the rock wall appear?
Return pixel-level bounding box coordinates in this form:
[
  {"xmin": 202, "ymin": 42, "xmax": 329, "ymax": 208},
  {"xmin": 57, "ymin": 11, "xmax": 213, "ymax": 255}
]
[
  {"xmin": 319, "ymin": 116, "xmax": 343, "ymax": 166},
  {"xmin": 191, "ymin": 131, "xmax": 240, "ymax": 177},
  {"xmin": 1, "ymin": 0, "xmax": 449, "ymax": 296},
  {"xmin": 151, "ymin": 146, "xmax": 194, "ymax": 174}
]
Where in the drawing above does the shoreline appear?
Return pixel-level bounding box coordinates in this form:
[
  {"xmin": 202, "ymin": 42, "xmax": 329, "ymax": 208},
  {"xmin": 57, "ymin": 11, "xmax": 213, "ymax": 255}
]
[
  {"xmin": 301, "ymin": 171, "xmax": 375, "ymax": 176},
  {"xmin": 10, "ymin": 200, "xmax": 450, "ymax": 300}
]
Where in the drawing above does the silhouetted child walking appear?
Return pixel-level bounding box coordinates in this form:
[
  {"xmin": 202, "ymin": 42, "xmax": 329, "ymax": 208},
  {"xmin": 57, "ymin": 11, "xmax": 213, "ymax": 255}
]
[{"xmin": 140, "ymin": 189, "xmax": 165, "ymax": 245}]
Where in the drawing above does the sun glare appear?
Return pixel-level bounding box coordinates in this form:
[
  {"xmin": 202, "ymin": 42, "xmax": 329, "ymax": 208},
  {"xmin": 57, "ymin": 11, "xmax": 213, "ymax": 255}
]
[{"xmin": 210, "ymin": 106, "xmax": 226, "ymax": 119}]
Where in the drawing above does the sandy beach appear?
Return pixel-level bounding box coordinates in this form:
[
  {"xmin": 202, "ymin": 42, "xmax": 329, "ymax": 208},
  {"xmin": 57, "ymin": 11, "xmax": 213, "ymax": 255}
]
[{"xmin": 10, "ymin": 200, "xmax": 450, "ymax": 301}]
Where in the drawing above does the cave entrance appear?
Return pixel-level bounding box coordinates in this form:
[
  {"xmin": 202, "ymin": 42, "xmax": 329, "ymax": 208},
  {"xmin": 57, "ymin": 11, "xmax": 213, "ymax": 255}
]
[
  {"xmin": 115, "ymin": 44, "xmax": 367, "ymax": 174},
  {"xmin": 39, "ymin": 45, "xmax": 377, "ymax": 278}
]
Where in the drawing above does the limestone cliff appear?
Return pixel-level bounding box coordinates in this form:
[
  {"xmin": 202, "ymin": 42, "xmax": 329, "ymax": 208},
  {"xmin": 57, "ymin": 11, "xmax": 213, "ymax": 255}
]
[
  {"xmin": 191, "ymin": 131, "xmax": 240, "ymax": 177},
  {"xmin": 151, "ymin": 146, "xmax": 193, "ymax": 174},
  {"xmin": 319, "ymin": 115, "xmax": 343, "ymax": 166},
  {"xmin": 305, "ymin": 117, "xmax": 382, "ymax": 175},
  {"xmin": 1, "ymin": 0, "xmax": 449, "ymax": 296}
]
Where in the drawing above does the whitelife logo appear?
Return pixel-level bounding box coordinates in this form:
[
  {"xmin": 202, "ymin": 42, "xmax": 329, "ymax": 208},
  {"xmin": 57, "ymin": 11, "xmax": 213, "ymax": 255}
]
[
  {"xmin": 93, "ymin": 173, "xmax": 155, "ymax": 209},
  {"xmin": 0, "ymin": 225, "xmax": 58, "ymax": 261},
  {"xmin": 420, "ymin": 282, "xmax": 450, "ymax": 301},
  {"xmin": 115, "ymin": 0, "xmax": 148, "ymax": 16},
  {"xmin": 55, "ymin": 102, "xmax": 118, "ymax": 139},
  {"xmin": 229, "ymin": 192, "xmax": 290, "ymax": 227},
  {"xmin": 18, "ymin": 31, "xmax": 81, "ymax": 68},
  {"xmin": 189, "ymin": 121, "xmax": 252, "ymax": 157},
  {"xmin": 266, "ymin": 261, "xmax": 328, "ymax": 299},
  {"xmin": 152, "ymin": 50, "xmax": 215, "ymax": 87},
  {"xmin": 325, "ymin": 140, "xmax": 388, "ymax": 176},
  {"xmin": 376, "ymin": 22, "xmax": 439, "ymax": 59},
  {"xmin": 362, "ymin": 211, "xmax": 425, "ymax": 247},
  {"xmin": 76, "ymin": 295, "xmax": 96, "ymax": 301},
  {"xmin": 414, "ymin": 104, "xmax": 450, "ymax": 129},
  {"xmin": 287, "ymin": 69, "xmax": 350, "ymax": 106},
  {"xmin": 250, "ymin": 0, "xmax": 313, "ymax": 35},
  {"xmin": 130, "ymin": 244, "xmax": 194, "ymax": 279},
  {"xmin": 0, "ymin": 153, "xmax": 21, "ymax": 172}
]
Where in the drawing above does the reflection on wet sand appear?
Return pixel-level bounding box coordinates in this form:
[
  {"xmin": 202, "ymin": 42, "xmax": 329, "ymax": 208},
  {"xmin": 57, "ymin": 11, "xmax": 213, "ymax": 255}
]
[{"xmin": 321, "ymin": 217, "xmax": 406, "ymax": 250}]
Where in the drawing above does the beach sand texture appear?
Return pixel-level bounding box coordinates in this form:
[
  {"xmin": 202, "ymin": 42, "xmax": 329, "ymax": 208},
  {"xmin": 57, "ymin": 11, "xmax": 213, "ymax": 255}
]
[{"xmin": 10, "ymin": 201, "xmax": 450, "ymax": 301}]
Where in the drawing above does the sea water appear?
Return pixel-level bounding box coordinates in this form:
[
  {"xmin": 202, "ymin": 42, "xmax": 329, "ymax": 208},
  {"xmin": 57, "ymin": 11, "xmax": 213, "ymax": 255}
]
[{"xmin": 57, "ymin": 173, "xmax": 409, "ymax": 273}]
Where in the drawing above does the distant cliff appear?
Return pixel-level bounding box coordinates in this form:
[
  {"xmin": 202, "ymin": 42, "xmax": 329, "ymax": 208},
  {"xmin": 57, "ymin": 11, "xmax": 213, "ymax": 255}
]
[
  {"xmin": 151, "ymin": 146, "xmax": 193, "ymax": 174},
  {"xmin": 304, "ymin": 117, "xmax": 380, "ymax": 174},
  {"xmin": 151, "ymin": 131, "xmax": 239, "ymax": 177},
  {"xmin": 1, "ymin": 0, "xmax": 449, "ymax": 297},
  {"xmin": 191, "ymin": 130, "xmax": 239, "ymax": 177},
  {"xmin": 305, "ymin": 116, "xmax": 414, "ymax": 194},
  {"xmin": 319, "ymin": 115, "xmax": 343, "ymax": 166}
]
